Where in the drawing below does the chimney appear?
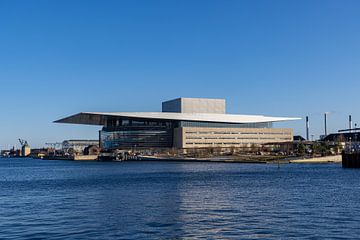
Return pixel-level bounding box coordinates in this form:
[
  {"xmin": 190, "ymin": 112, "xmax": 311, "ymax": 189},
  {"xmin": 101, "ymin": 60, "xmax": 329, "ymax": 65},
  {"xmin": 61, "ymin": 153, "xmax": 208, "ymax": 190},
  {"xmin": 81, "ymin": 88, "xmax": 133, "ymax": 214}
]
[
  {"xmin": 306, "ymin": 116, "xmax": 309, "ymax": 141},
  {"xmin": 349, "ymin": 115, "xmax": 352, "ymax": 133},
  {"xmin": 324, "ymin": 113, "xmax": 328, "ymax": 136}
]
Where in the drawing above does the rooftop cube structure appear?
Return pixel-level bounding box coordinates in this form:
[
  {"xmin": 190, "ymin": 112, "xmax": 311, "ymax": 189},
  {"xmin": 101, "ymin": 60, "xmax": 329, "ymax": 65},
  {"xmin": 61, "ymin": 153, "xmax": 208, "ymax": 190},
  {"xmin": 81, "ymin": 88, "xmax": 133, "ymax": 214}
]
[{"xmin": 162, "ymin": 98, "xmax": 226, "ymax": 114}]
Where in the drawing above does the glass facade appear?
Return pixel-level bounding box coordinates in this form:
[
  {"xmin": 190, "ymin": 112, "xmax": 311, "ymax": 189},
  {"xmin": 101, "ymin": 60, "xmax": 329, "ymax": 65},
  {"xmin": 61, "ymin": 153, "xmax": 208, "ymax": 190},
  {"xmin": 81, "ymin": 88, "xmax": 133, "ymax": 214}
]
[
  {"xmin": 101, "ymin": 118, "xmax": 174, "ymax": 149},
  {"xmin": 101, "ymin": 129, "xmax": 173, "ymax": 149}
]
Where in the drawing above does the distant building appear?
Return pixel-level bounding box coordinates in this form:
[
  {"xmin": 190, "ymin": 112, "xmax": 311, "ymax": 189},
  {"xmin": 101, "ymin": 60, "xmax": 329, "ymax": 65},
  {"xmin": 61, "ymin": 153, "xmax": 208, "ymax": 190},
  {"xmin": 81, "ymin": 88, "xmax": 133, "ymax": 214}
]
[
  {"xmin": 322, "ymin": 132, "xmax": 360, "ymax": 143},
  {"xmin": 55, "ymin": 97, "xmax": 300, "ymax": 150},
  {"xmin": 293, "ymin": 135, "xmax": 306, "ymax": 142},
  {"xmin": 21, "ymin": 143, "xmax": 31, "ymax": 157},
  {"xmin": 1, "ymin": 150, "xmax": 11, "ymax": 157},
  {"xmin": 30, "ymin": 148, "xmax": 51, "ymax": 158},
  {"xmin": 62, "ymin": 140, "xmax": 99, "ymax": 153},
  {"xmin": 83, "ymin": 145, "xmax": 101, "ymax": 155}
]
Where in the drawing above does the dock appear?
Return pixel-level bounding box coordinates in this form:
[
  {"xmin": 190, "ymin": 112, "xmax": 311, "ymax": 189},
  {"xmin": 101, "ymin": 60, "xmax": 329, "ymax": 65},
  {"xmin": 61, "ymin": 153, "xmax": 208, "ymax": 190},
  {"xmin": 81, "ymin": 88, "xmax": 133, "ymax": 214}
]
[{"xmin": 342, "ymin": 152, "xmax": 360, "ymax": 168}]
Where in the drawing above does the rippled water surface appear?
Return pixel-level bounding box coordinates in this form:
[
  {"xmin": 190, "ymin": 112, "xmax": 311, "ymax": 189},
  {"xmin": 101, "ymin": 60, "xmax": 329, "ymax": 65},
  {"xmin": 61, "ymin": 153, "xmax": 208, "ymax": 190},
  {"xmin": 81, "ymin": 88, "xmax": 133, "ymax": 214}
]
[{"xmin": 1, "ymin": 158, "xmax": 360, "ymax": 239}]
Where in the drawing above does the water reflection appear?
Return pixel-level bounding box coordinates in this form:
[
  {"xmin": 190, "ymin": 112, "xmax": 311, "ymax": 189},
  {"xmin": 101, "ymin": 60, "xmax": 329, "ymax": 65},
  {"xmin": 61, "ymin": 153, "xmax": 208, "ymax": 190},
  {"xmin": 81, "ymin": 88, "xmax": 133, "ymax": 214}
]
[{"xmin": 1, "ymin": 159, "xmax": 360, "ymax": 239}]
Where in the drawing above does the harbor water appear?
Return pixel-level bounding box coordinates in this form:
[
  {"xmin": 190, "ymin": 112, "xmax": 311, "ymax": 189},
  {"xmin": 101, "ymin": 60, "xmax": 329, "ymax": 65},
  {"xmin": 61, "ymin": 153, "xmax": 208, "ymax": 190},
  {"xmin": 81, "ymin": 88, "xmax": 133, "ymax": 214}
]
[{"xmin": 1, "ymin": 158, "xmax": 360, "ymax": 239}]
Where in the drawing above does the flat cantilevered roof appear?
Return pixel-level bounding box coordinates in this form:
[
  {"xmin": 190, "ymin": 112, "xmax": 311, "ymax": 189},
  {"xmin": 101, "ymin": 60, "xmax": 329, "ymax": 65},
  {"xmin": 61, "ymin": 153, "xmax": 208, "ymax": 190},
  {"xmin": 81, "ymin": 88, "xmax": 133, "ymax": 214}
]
[{"xmin": 54, "ymin": 112, "xmax": 300, "ymax": 126}]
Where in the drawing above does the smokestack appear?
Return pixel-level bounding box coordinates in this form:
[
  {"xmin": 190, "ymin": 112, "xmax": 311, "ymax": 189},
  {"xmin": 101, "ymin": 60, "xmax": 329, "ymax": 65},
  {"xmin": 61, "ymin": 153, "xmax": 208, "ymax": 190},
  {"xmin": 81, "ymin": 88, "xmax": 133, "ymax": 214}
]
[
  {"xmin": 306, "ymin": 116, "xmax": 309, "ymax": 141},
  {"xmin": 324, "ymin": 113, "xmax": 328, "ymax": 136},
  {"xmin": 349, "ymin": 115, "xmax": 352, "ymax": 133}
]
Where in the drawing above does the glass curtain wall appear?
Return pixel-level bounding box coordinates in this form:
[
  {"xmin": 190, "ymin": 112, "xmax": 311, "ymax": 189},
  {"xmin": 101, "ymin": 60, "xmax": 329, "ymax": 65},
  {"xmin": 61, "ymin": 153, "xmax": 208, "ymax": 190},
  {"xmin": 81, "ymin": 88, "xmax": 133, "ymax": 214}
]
[{"xmin": 101, "ymin": 117, "xmax": 174, "ymax": 149}]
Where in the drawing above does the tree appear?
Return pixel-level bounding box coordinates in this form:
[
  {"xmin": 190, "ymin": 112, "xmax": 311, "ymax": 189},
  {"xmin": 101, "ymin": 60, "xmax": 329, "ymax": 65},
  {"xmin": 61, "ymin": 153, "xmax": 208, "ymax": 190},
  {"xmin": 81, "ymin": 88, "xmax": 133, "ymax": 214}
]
[
  {"xmin": 297, "ymin": 143, "xmax": 306, "ymax": 156},
  {"xmin": 311, "ymin": 143, "xmax": 320, "ymax": 156}
]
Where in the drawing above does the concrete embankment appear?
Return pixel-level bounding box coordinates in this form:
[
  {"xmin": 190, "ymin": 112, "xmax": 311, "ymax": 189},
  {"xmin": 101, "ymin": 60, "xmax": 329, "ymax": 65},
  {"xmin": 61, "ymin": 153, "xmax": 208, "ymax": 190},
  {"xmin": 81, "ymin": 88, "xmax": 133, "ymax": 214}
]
[
  {"xmin": 138, "ymin": 155, "xmax": 342, "ymax": 164},
  {"xmin": 41, "ymin": 155, "xmax": 98, "ymax": 161},
  {"xmin": 137, "ymin": 156, "xmax": 268, "ymax": 163},
  {"xmin": 289, "ymin": 155, "xmax": 341, "ymax": 164},
  {"xmin": 73, "ymin": 155, "xmax": 98, "ymax": 161}
]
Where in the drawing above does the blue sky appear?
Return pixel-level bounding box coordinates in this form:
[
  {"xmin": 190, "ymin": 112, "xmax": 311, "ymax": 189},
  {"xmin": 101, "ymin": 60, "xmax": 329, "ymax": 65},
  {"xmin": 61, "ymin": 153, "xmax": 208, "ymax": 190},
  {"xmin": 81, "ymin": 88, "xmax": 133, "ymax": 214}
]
[{"xmin": 1, "ymin": 0, "xmax": 360, "ymax": 149}]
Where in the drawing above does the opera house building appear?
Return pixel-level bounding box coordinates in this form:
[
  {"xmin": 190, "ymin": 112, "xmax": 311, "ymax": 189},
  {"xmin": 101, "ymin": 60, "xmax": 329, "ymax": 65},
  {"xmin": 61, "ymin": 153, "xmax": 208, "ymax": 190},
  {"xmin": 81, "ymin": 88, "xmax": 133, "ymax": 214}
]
[{"xmin": 55, "ymin": 98, "xmax": 299, "ymax": 150}]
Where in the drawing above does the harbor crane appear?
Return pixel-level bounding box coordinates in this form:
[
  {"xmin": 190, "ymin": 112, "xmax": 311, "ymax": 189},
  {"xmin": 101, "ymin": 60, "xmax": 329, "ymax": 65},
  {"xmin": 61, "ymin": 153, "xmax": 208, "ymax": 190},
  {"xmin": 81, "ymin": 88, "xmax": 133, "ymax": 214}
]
[
  {"xmin": 18, "ymin": 139, "xmax": 29, "ymax": 147},
  {"xmin": 18, "ymin": 139, "xmax": 30, "ymax": 157}
]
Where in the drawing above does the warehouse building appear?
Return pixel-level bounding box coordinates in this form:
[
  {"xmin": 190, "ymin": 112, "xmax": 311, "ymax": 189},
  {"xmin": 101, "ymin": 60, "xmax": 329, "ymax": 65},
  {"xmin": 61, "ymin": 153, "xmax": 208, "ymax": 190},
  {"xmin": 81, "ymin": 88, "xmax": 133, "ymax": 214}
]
[
  {"xmin": 62, "ymin": 140, "xmax": 99, "ymax": 153},
  {"xmin": 55, "ymin": 98, "xmax": 299, "ymax": 150}
]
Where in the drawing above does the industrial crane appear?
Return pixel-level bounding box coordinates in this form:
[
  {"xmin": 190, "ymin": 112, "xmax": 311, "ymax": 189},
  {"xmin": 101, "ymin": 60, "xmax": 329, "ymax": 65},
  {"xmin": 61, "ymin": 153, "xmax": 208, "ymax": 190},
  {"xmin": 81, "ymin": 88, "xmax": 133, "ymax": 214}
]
[
  {"xmin": 18, "ymin": 139, "xmax": 30, "ymax": 157},
  {"xmin": 18, "ymin": 139, "xmax": 29, "ymax": 147}
]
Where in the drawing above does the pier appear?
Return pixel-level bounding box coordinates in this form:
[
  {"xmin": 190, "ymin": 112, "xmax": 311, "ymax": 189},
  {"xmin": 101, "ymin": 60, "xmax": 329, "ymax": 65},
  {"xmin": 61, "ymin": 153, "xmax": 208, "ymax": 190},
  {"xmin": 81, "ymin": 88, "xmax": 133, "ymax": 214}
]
[{"xmin": 342, "ymin": 152, "xmax": 360, "ymax": 168}]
